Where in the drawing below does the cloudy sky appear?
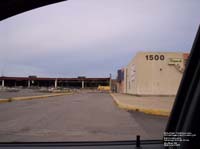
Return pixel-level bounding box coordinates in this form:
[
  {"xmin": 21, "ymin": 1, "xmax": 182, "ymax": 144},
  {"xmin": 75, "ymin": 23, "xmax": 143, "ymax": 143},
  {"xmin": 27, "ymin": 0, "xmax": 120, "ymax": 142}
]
[{"xmin": 0, "ymin": 0, "xmax": 199, "ymax": 78}]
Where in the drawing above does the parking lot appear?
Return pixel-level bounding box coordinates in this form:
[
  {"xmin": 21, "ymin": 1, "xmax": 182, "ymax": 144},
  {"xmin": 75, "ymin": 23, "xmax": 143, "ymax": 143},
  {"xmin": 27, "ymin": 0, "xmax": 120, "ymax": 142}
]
[{"xmin": 0, "ymin": 91, "xmax": 168, "ymax": 142}]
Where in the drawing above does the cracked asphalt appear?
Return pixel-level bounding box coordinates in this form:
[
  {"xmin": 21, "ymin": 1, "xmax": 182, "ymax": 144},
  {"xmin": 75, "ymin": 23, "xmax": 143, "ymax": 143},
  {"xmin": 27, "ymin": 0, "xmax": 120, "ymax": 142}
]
[{"xmin": 0, "ymin": 92, "xmax": 168, "ymax": 142}]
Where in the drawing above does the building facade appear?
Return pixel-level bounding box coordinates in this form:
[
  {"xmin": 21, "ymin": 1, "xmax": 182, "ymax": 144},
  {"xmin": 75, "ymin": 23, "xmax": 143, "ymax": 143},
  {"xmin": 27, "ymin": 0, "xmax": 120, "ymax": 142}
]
[
  {"xmin": 116, "ymin": 69, "xmax": 125, "ymax": 93},
  {"xmin": 0, "ymin": 76, "xmax": 110, "ymax": 89},
  {"xmin": 117, "ymin": 52, "xmax": 189, "ymax": 96}
]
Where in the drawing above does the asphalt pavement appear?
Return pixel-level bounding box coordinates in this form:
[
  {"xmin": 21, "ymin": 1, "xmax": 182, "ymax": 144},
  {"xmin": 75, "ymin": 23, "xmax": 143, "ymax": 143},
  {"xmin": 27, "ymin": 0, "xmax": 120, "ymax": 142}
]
[{"xmin": 0, "ymin": 92, "xmax": 168, "ymax": 142}]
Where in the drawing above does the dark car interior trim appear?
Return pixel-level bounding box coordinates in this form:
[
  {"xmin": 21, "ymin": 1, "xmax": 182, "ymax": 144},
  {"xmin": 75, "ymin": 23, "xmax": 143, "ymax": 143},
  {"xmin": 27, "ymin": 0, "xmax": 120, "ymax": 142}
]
[
  {"xmin": 0, "ymin": 0, "xmax": 66, "ymax": 21},
  {"xmin": 166, "ymin": 25, "xmax": 200, "ymax": 148}
]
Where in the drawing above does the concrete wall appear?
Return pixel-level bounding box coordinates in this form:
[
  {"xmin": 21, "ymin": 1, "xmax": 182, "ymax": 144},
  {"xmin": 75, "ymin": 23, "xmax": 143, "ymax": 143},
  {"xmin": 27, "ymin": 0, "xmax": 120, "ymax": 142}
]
[
  {"xmin": 124, "ymin": 52, "xmax": 187, "ymax": 96},
  {"xmin": 116, "ymin": 69, "xmax": 125, "ymax": 93}
]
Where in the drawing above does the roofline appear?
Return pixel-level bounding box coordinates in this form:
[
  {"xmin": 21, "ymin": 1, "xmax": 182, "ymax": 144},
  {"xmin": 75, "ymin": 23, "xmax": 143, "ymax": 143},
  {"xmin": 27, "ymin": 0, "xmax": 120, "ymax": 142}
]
[{"xmin": 0, "ymin": 76, "xmax": 110, "ymax": 81}]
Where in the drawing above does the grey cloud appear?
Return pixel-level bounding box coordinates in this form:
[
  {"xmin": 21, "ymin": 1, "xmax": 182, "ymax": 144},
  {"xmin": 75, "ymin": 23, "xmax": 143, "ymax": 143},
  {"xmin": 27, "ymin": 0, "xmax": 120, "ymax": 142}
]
[{"xmin": 0, "ymin": 0, "xmax": 199, "ymax": 77}]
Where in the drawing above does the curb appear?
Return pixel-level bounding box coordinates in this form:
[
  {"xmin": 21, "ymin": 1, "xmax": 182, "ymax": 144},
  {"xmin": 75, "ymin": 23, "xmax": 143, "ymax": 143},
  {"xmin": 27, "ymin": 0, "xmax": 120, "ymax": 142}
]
[
  {"xmin": 110, "ymin": 93, "xmax": 170, "ymax": 117},
  {"xmin": 0, "ymin": 99, "xmax": 10, "ymax": 103},
  {"xmin": 0, "ymin": 92, "xmax": 73, "ymax": 103}
]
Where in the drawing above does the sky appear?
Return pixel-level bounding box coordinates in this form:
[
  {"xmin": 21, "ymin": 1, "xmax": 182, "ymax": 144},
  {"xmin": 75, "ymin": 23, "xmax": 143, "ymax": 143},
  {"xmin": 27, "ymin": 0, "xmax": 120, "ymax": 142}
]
[{"xmin": 0, "ymin": 0, "xmax": 199, "ymax": 78}]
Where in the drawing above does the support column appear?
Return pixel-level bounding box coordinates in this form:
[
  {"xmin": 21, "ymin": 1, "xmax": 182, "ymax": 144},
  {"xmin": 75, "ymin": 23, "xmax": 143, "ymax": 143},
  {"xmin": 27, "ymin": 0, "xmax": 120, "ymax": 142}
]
[
  {"xmin": 82, "ymin": 80, "xmax": 84, "ymax": 89},
  {"xmin": 55, "ymin": 79, "xmax": 57, "ymax": 89},
  {"xmin": 2, "ymin": 80, "xmax": 4, "ymax": 88},
  {"xmin": 28, "ymin": 80, "xmax": 31, "ymax": 88}
]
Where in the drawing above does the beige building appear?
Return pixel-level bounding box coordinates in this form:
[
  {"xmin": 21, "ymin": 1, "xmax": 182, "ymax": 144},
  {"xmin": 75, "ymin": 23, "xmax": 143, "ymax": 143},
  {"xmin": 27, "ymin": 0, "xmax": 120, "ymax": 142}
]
[{"xmin": 122, "ymin": 52, "xmax": 189, "ymax": 96}]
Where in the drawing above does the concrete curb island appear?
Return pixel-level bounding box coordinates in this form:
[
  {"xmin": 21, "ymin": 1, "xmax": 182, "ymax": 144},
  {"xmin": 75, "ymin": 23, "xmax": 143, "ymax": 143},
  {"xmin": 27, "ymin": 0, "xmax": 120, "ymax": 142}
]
[
  {"xmin": 0, "ymin": 99, "xmax": 10, "ymax": 103},
  {"xmin": 0, "ymin": 92, "xmax": 72, "ymax": 103},
  {"xmin": 110, "ymin": 93, "xmax": 171, "ymax": 117}
]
